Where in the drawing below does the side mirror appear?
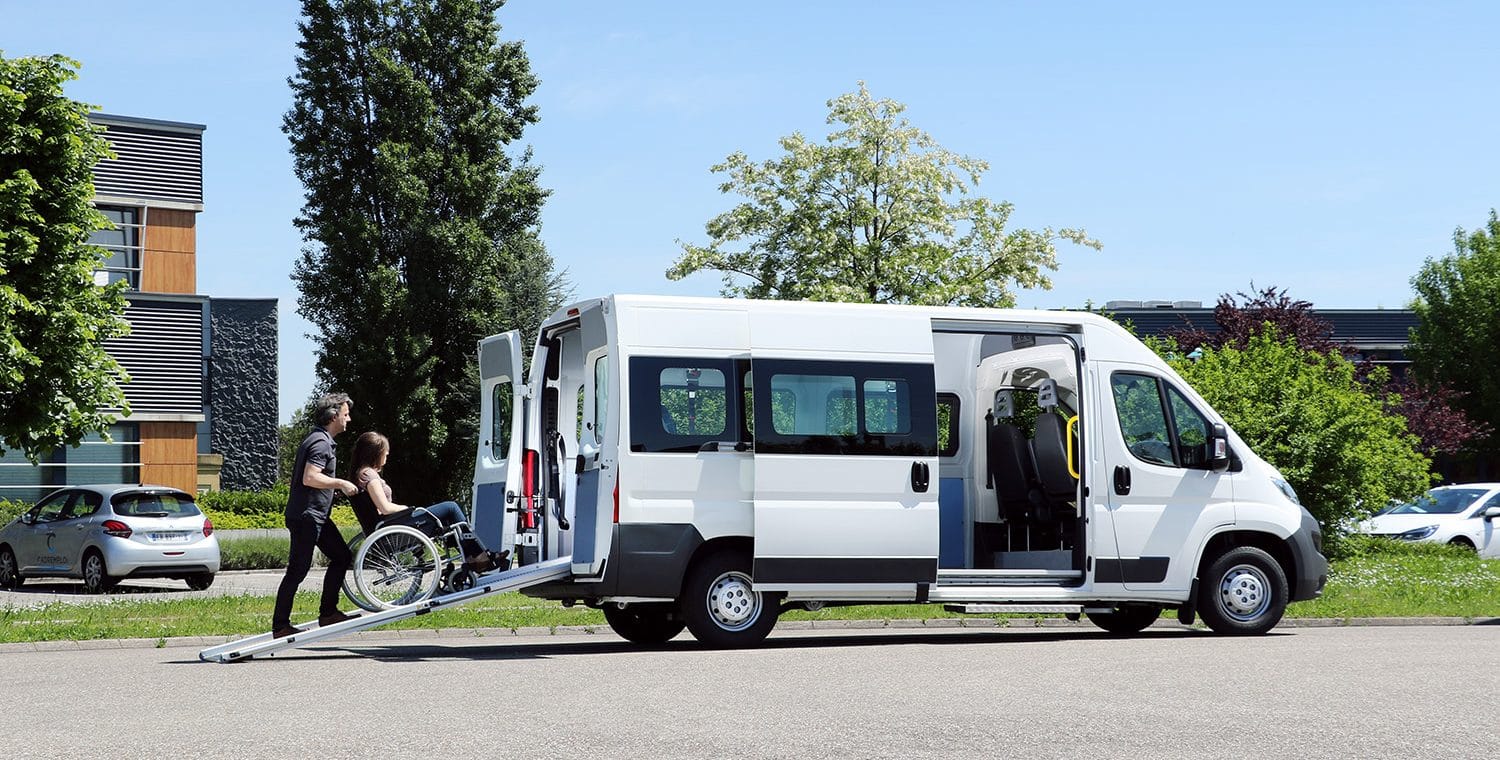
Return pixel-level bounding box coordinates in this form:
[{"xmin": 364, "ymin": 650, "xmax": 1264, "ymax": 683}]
[
  {"xmin": 19, "ymin": 513, "xmax": 34, "ymax": 526},
  {"xmin": 1208, "ymin": 423, "xmax": 1230, "ymax": 472},
  {"xmin": 1485, "ymin": 506, "xmax": 1500, "ymax": 522}
]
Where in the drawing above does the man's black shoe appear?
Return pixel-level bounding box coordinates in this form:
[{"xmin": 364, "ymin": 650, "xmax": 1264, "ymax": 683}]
[
  {"xmin": 317, "ymin": 610, "xmax": 360, "ymax": 627},
  {"xmin": 272, "ymin": 626, "xmax": 300, "ymax": 639}
]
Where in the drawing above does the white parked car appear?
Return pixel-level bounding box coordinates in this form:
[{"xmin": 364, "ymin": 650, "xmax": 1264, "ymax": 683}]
[
  {"xmin": 0, "ymin": 484, "xmax": 220, "ymax": 593},
  {"xmin": 1358, "ymin": 484, "xmax": 1500, "ymax": 556}
]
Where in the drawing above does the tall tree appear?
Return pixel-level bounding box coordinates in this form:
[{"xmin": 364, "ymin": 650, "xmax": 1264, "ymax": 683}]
[
  {"xmin": 1409, "ymin": 211, "xmax": 1500, "ymax": 459},
  {"xmin": 669, "ymin": 82, "xmax": 1101, "ymax": 306},
  {"xmin": 0, "ymin": 53, "xmax": 130, "ymax": 461},
  {"xmin": 285, "ymin": 0, "xmax": 563, "ymax": 505}
]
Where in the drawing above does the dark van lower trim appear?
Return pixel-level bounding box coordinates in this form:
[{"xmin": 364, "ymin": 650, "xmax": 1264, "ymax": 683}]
[{"xmin": 1094, "ymin": 557, "xmax": 1170, "ymax": 584}]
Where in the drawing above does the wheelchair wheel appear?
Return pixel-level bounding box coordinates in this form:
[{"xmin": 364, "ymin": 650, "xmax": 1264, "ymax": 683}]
[{"xmin": 353, "ymin": 525, "xmax": 443, "ymax": 609}]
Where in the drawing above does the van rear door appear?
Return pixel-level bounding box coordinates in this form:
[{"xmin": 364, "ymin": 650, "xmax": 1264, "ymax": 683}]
[
  {"xmin": 748, "ymin": 309, "xmax": 940, "ymax": 593},
  {"xmin": 472, "ymin": 330, "xmax": 527, "ymax": 558}
]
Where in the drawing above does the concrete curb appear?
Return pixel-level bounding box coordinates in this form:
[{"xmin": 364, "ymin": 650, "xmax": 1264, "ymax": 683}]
[{"xmin": 1, "ymin": 615, "xmax": 1494, "ymax": 655}]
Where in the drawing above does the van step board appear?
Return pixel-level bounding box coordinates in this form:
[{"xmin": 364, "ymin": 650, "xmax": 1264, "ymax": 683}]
[
  {"xmin": 945, "ymin": 603, "xmax": 1097, "ymax": 614},
  {"xmin": 197, "ymin": 556, "xmax": 574, "ymax": 663}
]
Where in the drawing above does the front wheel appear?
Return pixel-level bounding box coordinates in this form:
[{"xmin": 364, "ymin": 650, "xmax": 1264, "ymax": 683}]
[
  {"xmin": 681, "ymin": 549, "xmax": 781, "ymax": 648},
  {"xmin": 603, "ymin": 604, "xmax": 686, "ymax": 645},
  {"xmin": 1197, "ymin": 546, "xmax": 1288, "ymax": 635},
  {"xmin": 1086, "ymin": 604, "xmax": 1162, "ymax": 635}
]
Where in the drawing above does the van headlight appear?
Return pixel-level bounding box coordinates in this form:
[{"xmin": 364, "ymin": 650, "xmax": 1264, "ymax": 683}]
[
  {"xmin": 1397, "ymin": 526, "xmax": 1438, "ymax": 541},
  {"xmin": 1272, "ymin": 478, "xmax": 1301, "ymax": 506}
]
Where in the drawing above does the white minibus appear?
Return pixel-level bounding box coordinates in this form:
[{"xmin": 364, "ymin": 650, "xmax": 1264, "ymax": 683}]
[{"xmin": 472, "ymin": 295, "xmax": 1327, "ymax": 647}]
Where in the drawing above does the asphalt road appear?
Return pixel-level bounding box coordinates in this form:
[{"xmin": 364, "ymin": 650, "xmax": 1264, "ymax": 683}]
[
  {"xmin": 0, "ymin": 568, "xmax": 322, "ymax": 607},
  {"xmin": 4, "ymin": 624, "xmax": 1495, "ymax": 759}
]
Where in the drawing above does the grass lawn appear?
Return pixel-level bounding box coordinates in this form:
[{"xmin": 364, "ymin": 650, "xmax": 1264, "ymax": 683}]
[{"xmin": 1, "ymin": 538, "xmax": 1495, "ymax": 643}]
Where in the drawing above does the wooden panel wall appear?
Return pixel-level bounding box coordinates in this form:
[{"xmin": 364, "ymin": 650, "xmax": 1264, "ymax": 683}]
[
  {"xmin": 140, "ymin": 422, "xmax": 197, "ymax": 493},
  {"xmin": 142, "ymin": 208, "xmax": 196, "ymax": 294}
]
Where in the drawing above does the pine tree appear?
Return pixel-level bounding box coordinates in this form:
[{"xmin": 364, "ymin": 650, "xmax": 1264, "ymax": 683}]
[{"xmin": 285, "ymin": 0, "xmax": 564, "ymax": 505}]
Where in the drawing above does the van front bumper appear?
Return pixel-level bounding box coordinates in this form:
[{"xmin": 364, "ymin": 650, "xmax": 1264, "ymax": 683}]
[{"xmin": 1285, "ymin": 509, "xmax": 1328, "ymax": 601}]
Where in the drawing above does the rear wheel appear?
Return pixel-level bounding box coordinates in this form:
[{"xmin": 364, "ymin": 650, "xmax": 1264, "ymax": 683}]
[
  {"xmin": 603, "ymin": 604, "xmax": 686, "ymax": 645},
  {"xmin": 681, "ymin": 549, "xmax": 781, "ymax": 648},
  {"xmin": 1197, "ymin": 546, "xmax": 1288, "ymax": 635},
  {"xmin": 186, "ymin": 573, "xmax": 215, "ymax": 591},
  {"xmin": 1086, "ymin": 604, "xmax": 1163, "ymax": 635},
  {"xmin": 0, "ymin": 546, "xmax": 21, "ymax": 589},
  {"xmin": 82, "ymin": 551, "xmax": 118, "ymax": 594},
  {"xmin": 353, "ymin": 526, "xmax": 442, "ymax": 609}
]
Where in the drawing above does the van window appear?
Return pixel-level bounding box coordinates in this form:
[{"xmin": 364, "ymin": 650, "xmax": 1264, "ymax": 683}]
[
  {"xmin": 1111, "ymin": 372, "xmax": 1213, "ymax": 469},
  {"xmin": 936, "ymin": 393, "xmax": 960, "ymax": 457},
  {"xmin": 629, "ymin": 357, "xmax": 738, "ymax": 453},
  {"xmin": 593, "ymin": 356, "xmax": 609, "ymax": 445},
  {"xmin": 490, "ymin": 383, "xmax": 512, "ymax": 460},
  {"xmin": 753, "ymin": 359, "xmax": 937, "ymax": 456}
]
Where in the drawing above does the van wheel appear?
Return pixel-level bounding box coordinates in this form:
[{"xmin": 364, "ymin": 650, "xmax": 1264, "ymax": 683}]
[
  {"xmin": 1197, "ymin": 546, "xmax": 1288, "ymax": 635},
  {"xmin": 603, "ymin": 604, "xmax": 686, "ymax": 645},
  {"xmin": 681, "ymin": 549, "xmax": 781, "ymax": 648},
  {"xmin": 1086, "ymin": 604, "xmax": 1162, "ymax": 635}
]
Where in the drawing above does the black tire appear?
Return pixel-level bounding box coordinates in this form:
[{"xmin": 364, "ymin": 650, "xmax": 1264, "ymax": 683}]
[
  {"xmin": 603, "ymin": 604, "xmax": 686, "ymax": 645},
  {"xmin": 1197, "ymin": 546, "xmax": 1288, "ymax": 635},
  {"xmin": 1448, "ymin": 537, "xmax": 1477, "ymax": 552},
  {"xmin": 82, "ymin": 551, "xmax": 118, "ymax": 594},
  {"xmin": 186, "ymin": 573, "xmax": 215, "ymax": 591},
  {"xmin": 0, "ymin": 545, "xmax": 22, "ymax": 589},
  {"xmin": 1086, "ymin": 604, "xmax": 1163, "ymax": 635},
  {"xmin": 681, "ymin": 548, "xmax": 781, "ymax": 648}
]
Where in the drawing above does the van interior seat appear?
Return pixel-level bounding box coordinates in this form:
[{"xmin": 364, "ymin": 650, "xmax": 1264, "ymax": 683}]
[
  {"xmin": 986, "ymin": 412, "xmax": 1037, "ymax": 525},
  {"xmin": 1031, "ymin": 411, "xmax": 1076, "ymax": 513}
]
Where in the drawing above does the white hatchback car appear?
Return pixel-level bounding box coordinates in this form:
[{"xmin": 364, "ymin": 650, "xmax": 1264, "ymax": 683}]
[
  {"xmin": 1359, "ymin": 484, "xmax": 1500, "ymax": 557},
  {"xmin": 0, "ymin": 484, "xmax": 221, "ymax": 593}
]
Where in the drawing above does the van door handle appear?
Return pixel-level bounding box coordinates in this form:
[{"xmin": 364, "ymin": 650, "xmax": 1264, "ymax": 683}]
[
  {"xmin": 911, "ymin": 461, "xmax": 930, "ymax": 493},
  {"xmin": 1113, "ymin": 465, "xmax": 1131, "ymax": 496}
]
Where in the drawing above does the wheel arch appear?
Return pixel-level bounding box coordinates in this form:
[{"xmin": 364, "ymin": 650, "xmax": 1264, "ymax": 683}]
[
  {"xmin": 1196, "ymin": 529, "xmax": 1295, "ymax": 589},
  {"xmin": 678, "ymin": 535, "xmax": 754, "ymax": 597}
]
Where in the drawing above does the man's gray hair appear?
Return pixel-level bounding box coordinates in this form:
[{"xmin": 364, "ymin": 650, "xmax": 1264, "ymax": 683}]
[{"xmin": 313, "ymin": 392, "xmax": 352, "ymax": 427}]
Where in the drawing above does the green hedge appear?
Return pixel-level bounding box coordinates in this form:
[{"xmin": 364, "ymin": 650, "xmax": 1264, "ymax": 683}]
[
  {"xmin": 0, "ymin": 499, "xmax": 30, "ymax": 526},
  {"xmin": 198, "ymin": 485, "xmax": 357, "ymax": 529},
  {"xmin": 218, "ymin": 527, "xmax": 360, "ymax": 570}
]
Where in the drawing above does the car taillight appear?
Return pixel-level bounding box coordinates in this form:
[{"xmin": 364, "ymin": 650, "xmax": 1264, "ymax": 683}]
[
  {"xmin": 613, "ymin": 474, "xmax": 620, "ymax": 524},
  {"xmin": 102, "ymin": 520, "xmax": 132, "ymax": 538},
  {"xmin": 203, "ymin": 518, "xmax": 213, "ymax": 538}
]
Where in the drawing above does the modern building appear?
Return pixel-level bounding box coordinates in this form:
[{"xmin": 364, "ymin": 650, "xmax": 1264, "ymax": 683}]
[
  {"xmin": 0, "ymin": 114, "xmax": 279, "ymax": 502},
  {"xmin": 1103, "ymin": 299, "xmax": 1418, "ymax": 374}
]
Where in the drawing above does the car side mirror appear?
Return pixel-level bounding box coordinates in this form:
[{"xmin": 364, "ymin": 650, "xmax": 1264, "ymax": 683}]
[
  {"xmin": 1485, "ymin": 506, "xmax": 1500, "ymax": 521},
  {"xmin": 1208, "ymin": 423, "xmax": 1230, "ymax": 472},
  {"xmin": 19, "ymin": 513, "xmax": 34, "ymax": 526}
]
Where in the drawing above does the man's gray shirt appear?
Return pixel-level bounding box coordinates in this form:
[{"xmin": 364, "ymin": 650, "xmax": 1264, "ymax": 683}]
[{"xmin": 286, "ymin": 427, "xmax": 337, "ymax": 523}]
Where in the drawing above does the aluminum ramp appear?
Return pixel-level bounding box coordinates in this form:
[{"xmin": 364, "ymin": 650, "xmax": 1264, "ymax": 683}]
[{"xmin": 198, "ymin": 556, "xmax": 574, "ymax": 663}]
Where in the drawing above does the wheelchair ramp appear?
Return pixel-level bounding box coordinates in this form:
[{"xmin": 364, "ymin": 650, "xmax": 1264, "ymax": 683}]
[{"xmin": 198, "ymin": 556, "xmax": 574, "ymax": 663}]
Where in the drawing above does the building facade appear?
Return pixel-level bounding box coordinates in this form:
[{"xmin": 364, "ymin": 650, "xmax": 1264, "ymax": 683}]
[{"xmin": 0, "ymin": 114, "xmax": 278, "ymax": 502}]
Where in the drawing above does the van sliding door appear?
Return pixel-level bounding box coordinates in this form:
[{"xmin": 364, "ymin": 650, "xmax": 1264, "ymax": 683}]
[{"xmin": 749, "ymin": 310, "xmax": 940, "ymax": 593}]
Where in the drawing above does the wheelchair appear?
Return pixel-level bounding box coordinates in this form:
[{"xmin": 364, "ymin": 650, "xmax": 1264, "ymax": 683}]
[{"xmin": 342, "ymin": 496, "xmax": 485, "ymax": 612}]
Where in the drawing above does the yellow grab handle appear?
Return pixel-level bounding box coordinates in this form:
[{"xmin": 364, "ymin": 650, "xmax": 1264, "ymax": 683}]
[{"xmin": 1066, "ymin": 415, "xmax": 1080, "ymax": 480}]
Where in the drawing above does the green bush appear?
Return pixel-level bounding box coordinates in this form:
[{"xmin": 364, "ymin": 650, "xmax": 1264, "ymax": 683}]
[{"xmin": 0, "ymin": 499, "xmax": 31, "ymax": 526}]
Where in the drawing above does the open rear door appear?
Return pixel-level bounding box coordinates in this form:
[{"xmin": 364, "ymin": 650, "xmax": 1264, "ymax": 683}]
[
  {"xmin": 472, "ymin": 330, "xmax": 527, "ymax": 558},
  {"xmin": 749, "ymin": 308, "xmax": 940, "ymax": 594}
]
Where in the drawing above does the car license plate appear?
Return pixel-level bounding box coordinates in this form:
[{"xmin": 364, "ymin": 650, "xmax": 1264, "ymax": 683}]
[{"xmin": 150, "ymin": 532, "xmax": 191, "ymax": 543}]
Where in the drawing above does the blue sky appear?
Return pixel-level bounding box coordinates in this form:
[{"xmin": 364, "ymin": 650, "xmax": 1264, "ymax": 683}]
[{"xmin": 5, "ymin": 1, "xmax": 1499, "ymax": 420}]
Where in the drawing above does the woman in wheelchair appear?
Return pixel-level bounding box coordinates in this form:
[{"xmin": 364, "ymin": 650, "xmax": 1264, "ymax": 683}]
[{"xmin": 348, "ymin": 431, "xmax": 506, "ymax": 573}]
